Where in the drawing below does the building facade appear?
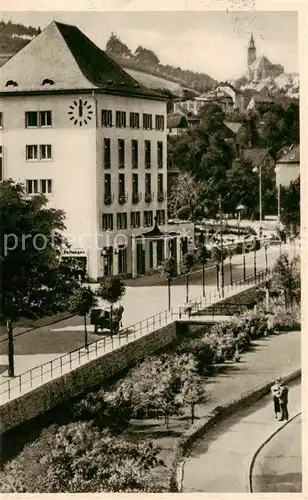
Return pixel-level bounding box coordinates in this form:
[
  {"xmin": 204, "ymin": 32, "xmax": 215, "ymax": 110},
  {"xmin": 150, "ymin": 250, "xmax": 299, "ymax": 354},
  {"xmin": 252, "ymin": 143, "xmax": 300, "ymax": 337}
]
[
  {"xmin": 0, "ymin": 21, "xmax": 190, "ymax": 280},
  {"xmin": 275, "ymin": 145, "xmax": 300, "ymax": 187}
]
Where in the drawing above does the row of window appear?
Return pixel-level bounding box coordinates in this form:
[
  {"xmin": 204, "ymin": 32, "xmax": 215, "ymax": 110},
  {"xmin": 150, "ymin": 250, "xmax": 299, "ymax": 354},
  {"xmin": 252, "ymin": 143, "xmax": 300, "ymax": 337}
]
[
  {"xmin": 22, "ymin": 140, "xmax": 163, "ymax": 168},
  {"xmin": 0, "ymin": 110, "xmax": 164, "ymax": 130},
  {"xmin": 104, "ymin": 173, "xmax": 165, "ymax": 203},
  {"xmin": 26, "ymin": 144, "xmax": 52, "ymax": 160},
  {"xmin": 26, "ymin": 179, "xmax": 52, "ymax": 194},
  {"xmin": 104, "ymin": 139, "xmax": 163, "ymax": 169},
  {"xmin": 102, "ymin": 210, "xmax": 166, "ymax": 231},
  {"xmin": 102, "ymin": 110, "xmax": 165, "ymax": 130}
]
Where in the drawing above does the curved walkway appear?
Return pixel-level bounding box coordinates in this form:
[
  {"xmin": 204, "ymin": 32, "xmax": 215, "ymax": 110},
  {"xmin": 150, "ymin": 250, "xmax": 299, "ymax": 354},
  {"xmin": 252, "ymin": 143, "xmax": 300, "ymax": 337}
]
[
  {"xmin": 181, "ymin": 380, "xmax": 301, "ymax": 492},
  {"xmin": 251, "ymin": 412, "xmax": 302, "ymax": 492}
]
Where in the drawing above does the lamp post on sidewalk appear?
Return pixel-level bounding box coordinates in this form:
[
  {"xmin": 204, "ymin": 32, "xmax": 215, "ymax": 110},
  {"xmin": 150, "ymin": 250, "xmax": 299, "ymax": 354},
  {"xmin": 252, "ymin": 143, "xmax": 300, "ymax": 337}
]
[
  {"xmin": 253, "ymin": 236, "xmax": 257, "ymax": 283},
  {"xmin": 219, "ymin": 195, "xmax": 225, "ymax": 298},
  {"xmin": 253, "ymin": 163, "xmax": 262, "ymax": 225},
  {"xmin": 242, "ymin": 239, "xmax": 246, "ymax": 281}
]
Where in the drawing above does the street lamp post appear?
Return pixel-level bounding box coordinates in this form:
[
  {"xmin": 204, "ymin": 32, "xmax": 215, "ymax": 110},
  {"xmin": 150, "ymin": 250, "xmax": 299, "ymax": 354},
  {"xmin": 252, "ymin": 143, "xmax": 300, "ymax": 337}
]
[
  {"xmin": 219, "ymin": 195, "xmax": 225, "ymax": 298},
  {"xmin": 253, "ymin": 164, "xmax": 262, "ymax": 225},
  {"xmin": 264, "ymin": 241, "xmax": 268, "ymax": 274},
  {"xmin": 253, "ymin": 237, "xmax": 257, "ymax": 283},
  {"xmin": 229, "ymin": 244, "xmax": 233, "ymax": 286},
  {"xmin": 242, "ymin": 239, "xmax": 246, "ymax": 281}
]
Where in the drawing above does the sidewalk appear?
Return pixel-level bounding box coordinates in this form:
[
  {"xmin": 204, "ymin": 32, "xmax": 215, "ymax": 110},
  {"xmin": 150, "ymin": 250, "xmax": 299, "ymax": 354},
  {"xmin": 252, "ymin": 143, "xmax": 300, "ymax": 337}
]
[
  {"xmin": 181, "ymin": 380, "xmax": 301, "ymax": 492},
  {"xmin": 121, "ymin": 329, "xmax": 300, "ymax": 488}
]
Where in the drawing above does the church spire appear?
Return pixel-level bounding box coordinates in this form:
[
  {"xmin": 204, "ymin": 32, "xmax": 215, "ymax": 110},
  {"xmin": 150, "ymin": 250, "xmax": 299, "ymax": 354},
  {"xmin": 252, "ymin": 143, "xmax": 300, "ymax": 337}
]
[
  {"xmin": 247, "ymin": 33, "xmax": 256, "ymax": 67},
  {"xmin": 249, "ymin": 33, "xmax": 255, "ymax": 49}
]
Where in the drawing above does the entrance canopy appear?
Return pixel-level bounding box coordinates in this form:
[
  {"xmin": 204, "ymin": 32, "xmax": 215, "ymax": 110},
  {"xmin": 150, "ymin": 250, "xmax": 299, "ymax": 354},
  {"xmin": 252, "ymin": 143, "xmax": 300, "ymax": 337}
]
[{"xmin": 134, "ymin": 218, "xmax": 181, "ymax": 242}]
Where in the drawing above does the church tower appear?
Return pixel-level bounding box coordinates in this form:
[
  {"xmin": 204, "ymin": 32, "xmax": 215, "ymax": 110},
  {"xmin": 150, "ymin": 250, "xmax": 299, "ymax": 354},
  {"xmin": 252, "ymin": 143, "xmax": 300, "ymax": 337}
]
[{"xmin": 247, "ymin": 33, "xmax": 256, "ymax": 67}]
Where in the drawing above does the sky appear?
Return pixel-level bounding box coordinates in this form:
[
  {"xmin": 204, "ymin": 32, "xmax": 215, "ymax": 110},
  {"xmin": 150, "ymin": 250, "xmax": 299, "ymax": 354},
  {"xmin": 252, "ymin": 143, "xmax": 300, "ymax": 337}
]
[{"xmin": 1, "ymin": 11, "xmax": 298, "ymax": 80}]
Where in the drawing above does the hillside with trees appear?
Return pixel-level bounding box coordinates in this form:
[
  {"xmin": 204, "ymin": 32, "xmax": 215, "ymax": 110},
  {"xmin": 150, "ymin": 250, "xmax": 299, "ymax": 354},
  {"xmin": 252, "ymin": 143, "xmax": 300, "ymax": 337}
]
[
  {"xmin": 0, "ymin": 20, "xmax": 40, "ymax": 53},
  {"xmin": 105, "ymin": 33, "xmax": 216, "ymax": 93}
]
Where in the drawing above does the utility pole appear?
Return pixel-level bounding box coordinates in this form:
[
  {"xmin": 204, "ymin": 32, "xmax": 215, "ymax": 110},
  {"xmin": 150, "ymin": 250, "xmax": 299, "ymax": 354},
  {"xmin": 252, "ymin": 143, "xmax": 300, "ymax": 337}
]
[{"xmin": 219, "ymin": 195, "xmax": 224, "ymax": 297}]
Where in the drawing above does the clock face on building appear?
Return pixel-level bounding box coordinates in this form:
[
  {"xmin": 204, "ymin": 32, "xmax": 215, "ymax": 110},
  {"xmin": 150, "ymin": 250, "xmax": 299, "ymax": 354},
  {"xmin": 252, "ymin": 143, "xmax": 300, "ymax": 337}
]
[{"xmin": 68, "ymin": 98, "xmax": 94, "ymax": 126}]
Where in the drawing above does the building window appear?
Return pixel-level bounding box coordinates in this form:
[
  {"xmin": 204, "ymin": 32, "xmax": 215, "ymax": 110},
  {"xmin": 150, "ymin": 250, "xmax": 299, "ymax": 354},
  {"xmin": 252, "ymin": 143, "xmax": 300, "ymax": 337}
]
[
  {"xmin": 116, "ymin": 111, "xmax": 126, "ymax": 128},
  {"xmin": 131, "ymin": 211, "xmax": 140, "ymax": 228},
  {"xmin": 156, "ymin": 210, "xmax": 165, "ymax": 225},
  {"xmin": 102, "ymin": 109, "xmax": 112, "ymax": 127},
  {"xmin": 0, "ymin": 113, "xmax": 3, "ymax": 129},
  {"xmin": 26, "ymin": 179, "xmax": 39, "ymax": 194},
  {"xmin": 130, "ymin": 112, "xmax": 140, "ymax": 129},
  {"xmin": 157, "ymin": 173, "xmax": 164, "ymax": 195},
  {"xmin": 144, "ymin": 210, "xmax": 153, "ymax": 227},
  {"xmin": 25, "ymin": 112, "xmax": 38, "ymax": 128},
  {"xmin": 145, "ymin": 140, "xmax": 151, "ymax": 169},
  {"xmin": 41, "ymin": 179, "xmax": 52, "ymax": 194},
  {"xmin": 26, "ymin": 179, "xmax": 52, "ymax": 195},
  {"xmin": 118, "ymin": 139, "xmax": 125, "ymax": 168},
  {"xmin": 132, "ymin": 140, "xmax": 138, "ymax": 168},
  {"xmin": 104, "ymin": 138, "xmax": 111, "ymax": 169},
  {"xmin": 40, "ymin": 145, "xmax": 52, "ymax": 160},
  {"xmin": 39, "ymin": 111, "xmax": 52, "ymax": 127},
  {"xmin": 0, "ymin": 146, "xmax": 3, "ymax": 181},
  {"xmin": 132, "ymin": 173, "xmax": 139, "ymax": 202},
  {"xmin": 155, "ymin": 115, "xmax": 164, "ymax": 131},
  {"xmin": 118, "ymin": 247, "xmax": 127, "ymax": 274},
  {"xmin": 25, "ymin": 111, "xmax": 52, "ymax": 128},
  {"xmin": 117, "ymin": 213, "xmax": 127, "ymax": 229},
  {"xmin": 143, "ymin": 113, "xmax": 152, "ymax": 130},
  {"xmin": 102, "ymin": 213, "xmax": 113, "ymax": 231},
  {"xmin": 104, "ymin": 173, "xmax": 112, "ymax": 204},
  {"xmin": 145, "ymin": 173, "xmax": 152, "ymax": 203},
  {"xmin": 118, "ymin": 173, "xmax": 126, "ymax": 204},
  {"xmin": 26, "ymin": 145, "xmax": 38, "ymax": 160},
  {"xmin": 157, "ymin": 141, "xmax": 163, "ymax": 168}
]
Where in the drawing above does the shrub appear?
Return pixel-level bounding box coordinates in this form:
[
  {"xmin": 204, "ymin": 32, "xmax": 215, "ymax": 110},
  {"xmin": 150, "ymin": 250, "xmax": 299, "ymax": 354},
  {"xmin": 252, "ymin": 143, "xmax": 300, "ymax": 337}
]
[
  {"xmin": 0, "ymin": 422, "xmax": 165, "ymax": 493},
  {"xmin": 272, "ymin": 305, "xmax": 301, "ymax": 331},
  {"xmin": 176, "ymin": 337, "xmax": 217, "ymax": 375}
]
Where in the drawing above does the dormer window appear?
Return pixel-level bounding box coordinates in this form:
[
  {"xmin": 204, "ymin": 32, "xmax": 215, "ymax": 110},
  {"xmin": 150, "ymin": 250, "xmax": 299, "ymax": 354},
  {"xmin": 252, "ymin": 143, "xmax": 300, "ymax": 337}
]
[
  {"xmin": 42, "ymin": 79, "xmax": 55, "ymax": 86},
  {"xmin": 5, "ymin": 80, "xmax": 18, "ymax": 87},
  {"xmin": 106, "ymin": 80, "xmax": 114, "ymax": 86},
  {"xmin": 289, "ymin": 155, "xmax": 295, "ymax": 160}
]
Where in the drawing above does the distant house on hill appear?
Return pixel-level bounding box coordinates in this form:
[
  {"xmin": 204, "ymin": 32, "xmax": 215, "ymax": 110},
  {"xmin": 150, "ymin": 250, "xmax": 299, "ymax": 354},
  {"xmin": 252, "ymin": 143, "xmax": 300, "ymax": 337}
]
[
  {"xmin": 276, "ymin": 144, "xmax": 299, "ymax": 188},
  {"xmin": 241, "ymin": 148, "xmax": 275, "ymax": 173},
  {"xmin": 167, "ymin": 112, "xmax": 189, "ymax": 135},
  {"xmin": 173, "ymin": 82, "xmax": 245, "ymax": 115}
]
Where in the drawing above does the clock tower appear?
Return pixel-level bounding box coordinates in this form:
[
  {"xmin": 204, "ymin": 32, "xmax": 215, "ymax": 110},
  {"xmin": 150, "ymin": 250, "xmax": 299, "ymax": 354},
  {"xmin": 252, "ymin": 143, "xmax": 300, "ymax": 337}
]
[{"xmin": 247, "ymin": 33, "xmax": 256, "ymax": 68}]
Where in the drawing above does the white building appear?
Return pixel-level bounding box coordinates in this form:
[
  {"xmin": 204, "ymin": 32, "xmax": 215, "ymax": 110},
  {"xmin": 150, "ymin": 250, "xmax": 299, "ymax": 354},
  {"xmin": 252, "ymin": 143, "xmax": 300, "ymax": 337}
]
[{"xmin": 0, "ymin": 21, "xmax": 190, "ymax": 280}]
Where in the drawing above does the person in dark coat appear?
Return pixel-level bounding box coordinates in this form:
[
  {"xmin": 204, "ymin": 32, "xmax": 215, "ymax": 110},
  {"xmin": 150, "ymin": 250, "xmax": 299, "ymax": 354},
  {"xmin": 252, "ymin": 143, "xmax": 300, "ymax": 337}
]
[
  {"xmin": 271, "ymin": 379, "xmax": 281, "ymax": 419},
  {"xmin": 277, "ymin": 380, "xmax": 289, "ymax": 421}
]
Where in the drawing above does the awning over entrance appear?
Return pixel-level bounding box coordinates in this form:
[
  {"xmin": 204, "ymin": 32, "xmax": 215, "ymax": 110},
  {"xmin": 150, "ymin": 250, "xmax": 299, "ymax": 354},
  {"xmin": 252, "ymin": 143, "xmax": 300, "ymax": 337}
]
[{"xmin": 134, "ymin": 218, "xmax": 181, "ymax": 241}]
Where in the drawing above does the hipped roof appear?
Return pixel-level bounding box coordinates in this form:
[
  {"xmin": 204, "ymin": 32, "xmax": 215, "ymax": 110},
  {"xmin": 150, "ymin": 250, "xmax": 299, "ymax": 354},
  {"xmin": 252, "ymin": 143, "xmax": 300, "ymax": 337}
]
[{"xmin": 0, "ymin": 21, "xmax": 164, "ymax": 99}]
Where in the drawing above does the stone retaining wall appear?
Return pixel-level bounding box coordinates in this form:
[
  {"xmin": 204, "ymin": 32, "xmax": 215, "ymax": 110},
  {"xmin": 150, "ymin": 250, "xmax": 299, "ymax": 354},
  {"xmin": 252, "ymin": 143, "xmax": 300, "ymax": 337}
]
[{"xmin": 0, "ymin": 321, "xmax": 209, "ymax": 435}]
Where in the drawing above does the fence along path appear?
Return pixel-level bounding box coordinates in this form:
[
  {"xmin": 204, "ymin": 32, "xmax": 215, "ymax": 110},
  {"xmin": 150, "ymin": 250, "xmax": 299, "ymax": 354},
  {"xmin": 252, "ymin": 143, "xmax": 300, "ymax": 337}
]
[{"xmin": 0, "ymin": 270, "xmax": 269, "ymax": 404}]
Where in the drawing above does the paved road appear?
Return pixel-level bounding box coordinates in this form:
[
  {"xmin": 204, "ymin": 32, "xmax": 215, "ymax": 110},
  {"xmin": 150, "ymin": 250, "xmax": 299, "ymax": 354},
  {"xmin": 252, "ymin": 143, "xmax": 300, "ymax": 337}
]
[
  {"xmin": 251, "ymin": 413, "xmax": 302, "ymax": 492},
  {"xmin": 0, "ymin": 242, "xmax": 297, "ymax": 386},
  {"xmin": 181, "ymin": 380, "xmax": 301, "ymax": 493}
]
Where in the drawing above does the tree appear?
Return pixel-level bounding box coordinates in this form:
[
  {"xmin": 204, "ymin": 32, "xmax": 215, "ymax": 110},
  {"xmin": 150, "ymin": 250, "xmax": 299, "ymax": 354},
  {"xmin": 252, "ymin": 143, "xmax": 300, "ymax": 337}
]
[
  {"xmin": 196, "ymin": 246, "xmax": 210, "ymax": 297},
  {"xmin": 280, "ymin": 176, "xmax": 300, "ymax": 235},
  {"xmin": 226, "ymin": 158, "xmax": 259, "ymax": 215},
  {"xmin": 0, "ymin": 421, "xmax": 164, "ymax": 493},
  {"xmin": 106, "ymin": 33, "xmax": 132, "ymax": 59},
  {"xmin": 134, "ymin": 45, "xmax": 159, "ymax": 66},
  {"xmin": 180, "ymin": 252, "xmax": 195, "ymax": 303},
  {"xmin": 161, "ymin": 257, "xmax": 177, "ymax": 311},
  {"xmin": 179, "ymin": 373, "xmax": 206, "ymax": 423},
  {"xmin": 168, "ymin": 172, "xmax": 208, "ymax": 221},
  {"xmin": 273, "ymin": 254, "xmax": 300, "ymax": 310},
  {"xmin": 0, "ymin": 180, "xmax": 81, "ymax": 377},
  {"xmin": 96, "ymin": 277, "xmax": 126, "ymax": 335},
  {"xmin": 68, "ymin": 286, "xmax": 98, "ymax": 348},
  {"xmin": 72, "ymin": 388, "xmax": 133, "ymax": 434}
]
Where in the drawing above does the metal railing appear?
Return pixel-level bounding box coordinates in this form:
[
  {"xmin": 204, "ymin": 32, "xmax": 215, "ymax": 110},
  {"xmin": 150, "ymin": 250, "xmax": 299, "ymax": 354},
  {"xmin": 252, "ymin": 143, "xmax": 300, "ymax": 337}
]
[{"xmin": 0, "ymin": 268, "xmax": 270, "ymax": 403}]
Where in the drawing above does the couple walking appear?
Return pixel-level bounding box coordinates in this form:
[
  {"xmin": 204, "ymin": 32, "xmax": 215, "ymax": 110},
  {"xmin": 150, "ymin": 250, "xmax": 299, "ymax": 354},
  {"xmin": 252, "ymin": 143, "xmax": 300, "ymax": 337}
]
[{"xmin": 271, "ymin": 379, "xmax": 289, "ymax": 421}]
